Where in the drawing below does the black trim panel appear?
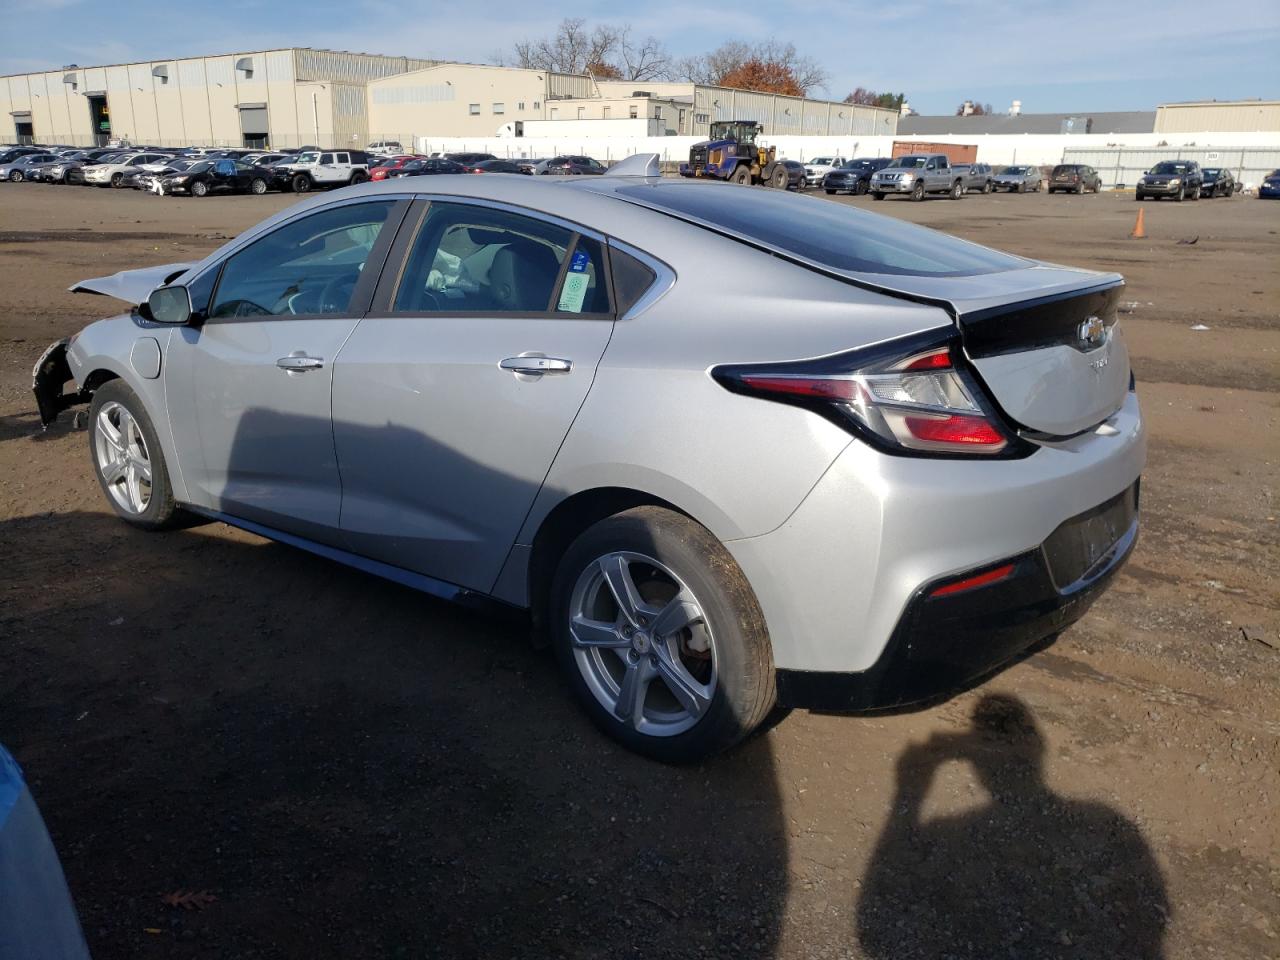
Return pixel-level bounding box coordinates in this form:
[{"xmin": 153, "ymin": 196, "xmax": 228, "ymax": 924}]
[{"xmin": 960, "ymin": 281, "xmax": 1124, "ymax": 359}]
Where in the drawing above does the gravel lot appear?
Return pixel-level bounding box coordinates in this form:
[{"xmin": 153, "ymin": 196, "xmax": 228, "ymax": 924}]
[{"xmin": 0, "ymin": 182, "xmax": 1276, "ymax": 960}]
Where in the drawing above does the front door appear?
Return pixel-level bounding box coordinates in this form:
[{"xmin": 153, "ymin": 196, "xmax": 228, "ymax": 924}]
[
  {"xmin": 331, "ymin": 200, "xmax": 616, "ymax": 592},
  {"xmin": 165, "ymin": 198, "xmax": 405, "ymax": 541}
]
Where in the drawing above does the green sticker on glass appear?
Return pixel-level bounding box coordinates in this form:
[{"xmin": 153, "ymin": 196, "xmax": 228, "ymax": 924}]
[{"xmin": 557, "ymin": 272, "xmax": 589, "ymax": 313}]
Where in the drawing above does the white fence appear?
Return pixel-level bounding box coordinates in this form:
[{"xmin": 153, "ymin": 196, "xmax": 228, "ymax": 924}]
[
  {"xmin": 1061, "ymin": 145, "xmax": 1280, "ymax": 190},
  {"xmin": 417, "ymin": 130, "xmax": 1280, "ymax": 171}
]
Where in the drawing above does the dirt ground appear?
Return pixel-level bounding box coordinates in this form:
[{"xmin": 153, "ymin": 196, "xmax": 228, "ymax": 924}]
[{"xmin": 0, "ymin": 182, "xmax": 1276, "ymax": 960}]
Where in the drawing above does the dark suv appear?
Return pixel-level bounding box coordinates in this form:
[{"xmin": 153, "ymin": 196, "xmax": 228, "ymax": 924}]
[
  {"xmin": 1048, "ymin": 164, "xmax": 1102, "ymax": 194},
  {"xmin": 1136, "ymin": 160, "xmax": 1203, "ymax": 201},
  {"xmin": 1200, "ymin": 167, "xmax": 1236, "ymax": 198},
  {"xmin": 822, "ymin": 157, "xmax": 892, "ymax": 195},
  {"xmin": 543, "ymin": 155, "xmax": 607, "ymax": 176}
]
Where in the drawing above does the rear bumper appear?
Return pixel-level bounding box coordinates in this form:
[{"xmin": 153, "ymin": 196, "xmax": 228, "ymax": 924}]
[{"xmin": 776, "ymin": 486, "xmax": 1138, "ymax": 711}]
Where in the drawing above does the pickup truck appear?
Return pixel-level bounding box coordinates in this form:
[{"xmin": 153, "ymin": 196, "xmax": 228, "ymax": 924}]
[
  {"xmin": 270, "ymin": 149, "xmax": 370, "ymax": 193},
  {"xmin": 869, "ymin": 154, "xmax": 964, "ymax": 201}
]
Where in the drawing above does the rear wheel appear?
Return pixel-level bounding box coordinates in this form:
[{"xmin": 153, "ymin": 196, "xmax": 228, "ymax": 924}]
[
  {"xmin": 89, "ymin": 380, "xmax": 177, "ymax": 530},
  {"xmin": 950, "ymin": 179, "xmax": 963, "ymax": 200},
  {"xmin": 911, "ymin": 180, "xmax": 926, "ymax": 202},
  {"xmin": 1075, "ymin": 181, "xmax": 1084, "ymax": 194},
  {"xmin": 983, "ymin": 180, "xmax": 993, "ymax": 194},
  {"xmin": 350, "ymin": 170, "xmax": 369, "ymax": 184},
  {"xmin": 550, "ymin": 507, "xmax": 777, "ymax": 763}
]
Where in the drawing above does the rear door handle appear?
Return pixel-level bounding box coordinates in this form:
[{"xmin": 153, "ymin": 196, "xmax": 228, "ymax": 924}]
[
  {"xmin": 500, "ymin": 356, "xmax": 572, "ymax": 375},
  {"xmin": 276, "ymin": 355, "xmax": 324, "ymax": 372}
]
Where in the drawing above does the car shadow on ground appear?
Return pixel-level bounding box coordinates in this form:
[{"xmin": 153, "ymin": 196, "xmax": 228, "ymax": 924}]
[
  {"xmin": 0, "ymin": 508, "xmax": 790, "ymax": 959},
  {"xmin": 856, "ymin": 693, "xmax": 1170, "ymax": 959}
]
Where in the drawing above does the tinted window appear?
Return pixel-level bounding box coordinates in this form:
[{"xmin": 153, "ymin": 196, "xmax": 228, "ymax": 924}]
[
  {"xmin": 611, "ymin": 247, "xmax": 658, "ymax": 315},
  {"xmin": 615, "ymin": 183, "xmax": 1028, "ymax": 278},
  {"xmin": 394, "ymin": 203, "xmax": 593, "ymax": 314},
  {"xmin": 210, "ymin": 201, "xmax": 395, "ymax": 318},
  {"xmin": 320, "ymin": 153, "xmax": 334, "ymax": 164}
]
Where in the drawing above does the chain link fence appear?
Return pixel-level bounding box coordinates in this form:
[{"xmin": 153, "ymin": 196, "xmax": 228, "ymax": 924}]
[{"xmin": 1061, "ymin": 145, "xmax": 1280, "ymax": 191}]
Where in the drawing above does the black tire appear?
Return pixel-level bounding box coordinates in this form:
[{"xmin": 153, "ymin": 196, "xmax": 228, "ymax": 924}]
[
  {"xmin": 88, "ymin": 380, "xmax": 178, "ymax": 530},
  {"xmin": 250, "ymin": 177, "xmax": 267, "ymax": 195},
  {"xmin": 770, "ymin": 165, "xmax": 787, "ymax": 189},
  {"xmin": 292, "ymin": 173, "xmax": 312, "ymax": 193},
  {"xmin": 950, "ymin": 179, "xmax": 963, "ymax": 200},
  {"xmin": 191, "ymin": 179, "xmax": 208, "ymax": 197},
  {"xmin": 1075, "ymin": 181, "xmax": 1085, "ymax": 194},
  {"xmin": 731, "ymin": 165, "xmax": 751, "ymax": 186},
  {"xmin": 825, "ymin": 188, "xmax": 836, "ymax": 195},
  {"xmin": 1017, "ymin": 182, "xmax": 1025, "ymax": 193},
  {"xmin": 911, "ymin": 180, "xmax": 925, "ymax": 202},
  {"xmin": 350, "ymin": 171, "xmax": 369, "ymax": 185},
  {"xmin": 7, "ymin": 170, "xmax": 20, "ymax": 182},
  {"xmin": 983, "ymin": 179, "xmax": 993, "ymax": 194},
  {"xmin": 110, "ymin": 172, "xmax": 124, "ymax": 188},
  {"xmin": 855, "ymin": 178, "xmax": 868, "ymax": 195},
  {"xmin": 1175, "ymin": 185, "xmax": 1185, "ymax": 202},
  {"xmin": 1190, "ymin": 184, "xmax": 1201, "ymax": 201},
  {"xmin": 550, "ymin": 506, "xmax": 777, "ymax": 764},
  {"xmin": 871, "ymin": 191, "xmax": 885, "ymax": 200}
]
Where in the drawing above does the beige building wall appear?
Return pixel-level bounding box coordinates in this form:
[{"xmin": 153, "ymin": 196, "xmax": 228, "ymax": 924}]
[
  {"xmin": 368, "ymin": 63, "xmax": 565, "ymax": 140},
  {"xmin": 1154, "ymin": 101, "xmax": 1280, "ymax": 134},
  {"xmin": 549, "ymin": 97, "xmax": 687, "ymax": 133}
]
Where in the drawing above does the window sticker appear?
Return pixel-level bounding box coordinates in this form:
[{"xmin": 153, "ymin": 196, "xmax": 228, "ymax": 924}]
[{"xmin": 557, "ymin": 248, "xmax": 591, "ymax": 313}]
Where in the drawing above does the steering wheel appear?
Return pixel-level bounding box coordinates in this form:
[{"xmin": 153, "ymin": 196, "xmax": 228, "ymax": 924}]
[{"xmin": 318, "ymin": 274, "xmax": 357, "ymax": 314}]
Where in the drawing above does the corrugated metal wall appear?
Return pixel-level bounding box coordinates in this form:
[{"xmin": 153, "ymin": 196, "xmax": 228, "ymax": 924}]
[
  {"xmin": 692, "ymin": 86, "xmax": 894, "ymax": 136},
  {"xmin": 1155, "ymin": 102, "xmax": 1280, "ymax": 134},
  {"xmin": 330, "ymin": 82, "xmax": 369, "ymax": 147},
  {"xmin": 294, "ymin": 49, "xmax": 437, "ymax": 84},
  {"xmin": 547, "ymin": 72, "xmax": 595, "ymax": 100},
  {"xmin": 1061, "ymin": 145, "xmax": 1280, "ymax": 189}
]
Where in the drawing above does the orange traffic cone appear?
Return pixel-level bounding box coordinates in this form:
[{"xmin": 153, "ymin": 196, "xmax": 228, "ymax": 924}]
[{"xmin": 1130, "ymin": 208, "xmax": 1146, "ymax": 239}]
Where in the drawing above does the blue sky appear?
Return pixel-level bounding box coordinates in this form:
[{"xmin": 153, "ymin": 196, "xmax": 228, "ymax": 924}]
[{"xmin": 1, "ymin": 0, "xmax": 1276, "ymax": 115}]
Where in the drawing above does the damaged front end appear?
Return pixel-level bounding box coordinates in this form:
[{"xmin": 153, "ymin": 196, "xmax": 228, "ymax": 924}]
[{"xmin": 32, "ymin": 339, "xmax": 90, "ymax": 428}]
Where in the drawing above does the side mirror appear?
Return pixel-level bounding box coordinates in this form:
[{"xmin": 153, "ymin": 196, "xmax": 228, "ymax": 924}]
[{"xmin": 147, "ymin": 285, "xmax": 193, "ymax": 324}]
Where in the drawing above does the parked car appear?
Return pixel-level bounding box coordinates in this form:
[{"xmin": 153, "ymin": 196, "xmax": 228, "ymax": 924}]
[
  {"xmin": 1259, "ymin": 169, "xmax": 1280, "ymax": 198},
  {"xmin": 367, "ymin": 140, "xmax": 404, "ymax": 157},
  {"xmin": 470, "ymin": 159, "xmax": 525, "ymax": 174},
  {"xmin": 33, "ymin": 166, "xmax": 1142, "ymax": 762},
  {"xmin": 445, "ymin": 152, "xmax": 496, "ymax": 166},
  {"xmin": 0, "ymin": 146, "xmax": 45, "ymax": 165},
  {"xmin": 802, "ymin": 156, "xmax": 846, "ymax": 187},
  {"xmin": 543, "ymin": 155, "xmax": 607, "ymax": 176},
  {"xmin": 82, "ymin": 152, "xmax": 174, "ymax": 188},
  {"xmin": 387, "ymin": 157, "xmax": 467, "ymax": 178},
  {"xmin": 515, "ymin": 157, "xmax": 549, "ymax": 175},
  {"xmin": 870, "ymin": 154, "xmax": 964, "ymax": 201},
  {"xmin": 780, "ymin": 159, "xmax": 807, "ymax": 190},
  {"xmin": 993, "ymin": 166, "xmax": 1042, "ymax": 193},
  {"xmin": 369, "ymin": 155, "xmax": 425, "ymax": 181},
  {"xmin": 125, "ymin": 159, "xmax": 199, "ymax": 191},
  {"xmin": 269, "ymin": 150, "xmax": 370, "ymax": 193},
  {"xmin": 159, "ymin": 158, "xmax": 271, "ymax": 196},
  {"xmin": 0, "ymin": 152, "xmax": 57, "ymax": 181},
  {"xmin": 952, "ymin": 162, "xmax": 994, "ymax": 193},
  {"xmin": 1135, "ymin": 160, "xmax": 1203, "ymax": 201},
  {"xmin": 1199, "ymin": 167, "xmax": 1236, "ymax": 198},
  {"xmin": 821, "ymin": 157, "xmax": 892, "ymax": 195},
  {"xmin": 1047, "ymin": 164, "xmax": 1102, "ymax": 194}
]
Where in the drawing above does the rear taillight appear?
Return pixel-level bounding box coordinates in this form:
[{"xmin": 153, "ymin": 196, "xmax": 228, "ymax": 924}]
[{"xmin": 712, "ymin": 331, "xmax": 1022, "ymax": 457}]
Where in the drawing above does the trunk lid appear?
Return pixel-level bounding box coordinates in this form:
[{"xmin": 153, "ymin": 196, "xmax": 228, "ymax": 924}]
[{"xmin": 840, "ymin": 265, "xmax": 1130, "ymax": 439}]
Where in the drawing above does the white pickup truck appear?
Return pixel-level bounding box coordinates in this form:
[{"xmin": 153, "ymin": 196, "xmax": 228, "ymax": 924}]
[
  {"xmin": 802, "ymin": 156, "xmax": 846, "ymax": 187},
  {"xmin": 270, "ymin": 149, "xmax": 371, "ymax": 193}
]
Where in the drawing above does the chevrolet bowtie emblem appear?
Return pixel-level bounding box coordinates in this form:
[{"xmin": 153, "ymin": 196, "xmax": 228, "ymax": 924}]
[{"xmin": 1078, "ymin": 316, "xmax": 1106, "ymax": 348}]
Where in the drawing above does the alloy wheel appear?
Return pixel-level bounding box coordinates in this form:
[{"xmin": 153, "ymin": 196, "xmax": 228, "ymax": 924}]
[
  {"xmin": 94, "ymin": 401, "xmax": 152, "ymax": 514},
  {"xmin": 569, "ymin": 551, "xmax": 717, "ymax": 738}
]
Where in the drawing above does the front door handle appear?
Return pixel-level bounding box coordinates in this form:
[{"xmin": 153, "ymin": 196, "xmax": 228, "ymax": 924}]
[
  {"xmin": 500, "ymin": 356, "xmax": 572, "ymax": 375},
  {"xmin": 276, "ymin": 355, "xmax": 324, "ymax": 372}
]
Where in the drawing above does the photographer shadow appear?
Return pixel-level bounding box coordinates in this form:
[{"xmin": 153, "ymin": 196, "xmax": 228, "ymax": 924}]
[{"xmin": 857, "ymin": 694, "xmax": 1169, "ymax": 959}]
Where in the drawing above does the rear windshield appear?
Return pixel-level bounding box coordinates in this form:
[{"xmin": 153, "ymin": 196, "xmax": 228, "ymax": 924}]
[
  {"xmin": 614, "ymin": 183, "xmax": 1027, "ymax": 277},
  {"xmin": 1052, "ymin": 165, "xmax": 1080, "ymax": 174}
]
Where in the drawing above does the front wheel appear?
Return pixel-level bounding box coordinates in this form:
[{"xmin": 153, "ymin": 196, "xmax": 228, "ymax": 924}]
[
  {"xmin": 110, "ymin": 172, "xmax": 124, "ymax": 188},
  {"xmin": 1190, "ymin": 184, "xmax": 1201, "ymax": 200},
  {"xmin": 191, "ymin": 179, "xmax": 208, "ymax": 197},
  {"xmin": 770, "ymin": 165, "xmax": 787, "ymax": 189},
  {"xmin": 7, "ymin": 170, "xmax": 20, "ymax": 182},
  {"xmin": 731, "ymin": 165, "xmax": 751, "ymax": 186},
  {"xmin": 911, "ymin": 180, "xmax": 925, "ymax": 202},
  {"xmin": 89, "ymin": 380, "xmax": 177, "ymax": 529},
  {"xmin": 871, "ymin": 191, "xmax": 885, "ymax": 200},
  {"xmin": 825, "ymin": 188, "xmax": 836, "ymax": 195},
  {"xmin": 983, "ymin": 180, "xmax": 993, "ymax": 194},
  {"xmin": 292, "ymin": 174, "xmax": 312, "ymax": 193},
  {"xmin": 1175, "ymin": 185, "xmax": 1185, "ymax": 202},
  {"xmin": 551, "ymin": 507, "xmax": 777, "ymax": 763}
]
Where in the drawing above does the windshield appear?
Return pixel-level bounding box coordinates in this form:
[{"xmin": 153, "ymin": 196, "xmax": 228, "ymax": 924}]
[
  {"xmin": 615, "ymin": 183, "xmax": 1028, "ymax": 277},
  {"xmin": 1201, "ymin": 168, "xmax": 1220, "ymax": 177},
  {"xmin": 1150, "ymin": 162, "xmax": 1190, "ymax": 175},
  {"xmin": 890, "ymin": 156, "xmax": 928, "ymax": 169},
  {"xmin": 1004, "ymin": 167, "xmax": 1031, "ymax": 175},
  {"xmin": 811, "ymin": 157, "xmax": 835, "ymax": 166},
  {"xmin": 297, "ymin": 152, "xmax": 320, "ymax": 163},
  {"xmin": 841, "ymin": 160, "xmax": 874, "ymax": 169}
]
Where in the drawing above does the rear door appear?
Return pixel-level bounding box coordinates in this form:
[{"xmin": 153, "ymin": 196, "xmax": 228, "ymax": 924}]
[{"xmin": 331, "ymin": 199, "xmax": 616, "ymax": 592}]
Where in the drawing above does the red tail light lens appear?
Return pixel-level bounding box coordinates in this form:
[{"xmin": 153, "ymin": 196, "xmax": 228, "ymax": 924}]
[
  {"xmin": 712, "ymin": 331, "xmax": 1018, "ymax": 457},
  {"xmin": 929, "ymin": 563, "xmax": 1016, "ymax": 597}
]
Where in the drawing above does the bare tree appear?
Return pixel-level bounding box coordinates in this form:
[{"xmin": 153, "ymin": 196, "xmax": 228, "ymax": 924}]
[{"xmin": 507, "ymin": 19, "xmax": 672, "ymax": 81}]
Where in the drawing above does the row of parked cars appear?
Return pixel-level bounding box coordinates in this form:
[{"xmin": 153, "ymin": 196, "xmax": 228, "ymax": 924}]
[
  {"xmin": 0, "ymin": 143, "xmax": 617, "ymax": 198},
  {"xmin": 802, "ymin": 154, "xmax": 1259, "ymax": 201}
]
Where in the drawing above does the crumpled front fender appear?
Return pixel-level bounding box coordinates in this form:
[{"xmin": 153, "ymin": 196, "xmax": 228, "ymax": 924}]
[{"xmin": 32, "ymin": 340, "xmax": 90, "ymax": 428}]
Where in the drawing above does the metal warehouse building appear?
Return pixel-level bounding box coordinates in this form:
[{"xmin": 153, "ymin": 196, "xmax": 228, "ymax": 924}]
[
  {"xmin": 1154, "ymin": 100, "xmax": 1280, "ymax": 134},
  {"xmin": 0, "ymin": 48, "xmax": 437, "ymax": 149}
]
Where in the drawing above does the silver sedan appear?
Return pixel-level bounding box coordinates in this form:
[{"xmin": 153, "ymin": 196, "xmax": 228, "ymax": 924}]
[
  {"xmin": 33, "ymin": 159, "xmax": 1144, "ymax": 762},
  {"xmin": 993, "ymin": 165, "xmax": 1043, "ymax": 193}
]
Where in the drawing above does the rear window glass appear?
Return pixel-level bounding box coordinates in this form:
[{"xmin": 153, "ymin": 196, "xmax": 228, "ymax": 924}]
[{"xmin": 614, "ymin": 183, "xmax": 1027, "ymax": 278}]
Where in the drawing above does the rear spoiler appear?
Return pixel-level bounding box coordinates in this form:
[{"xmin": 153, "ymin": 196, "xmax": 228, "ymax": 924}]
[{"xmin": 69, "ymin": 262, "xmax": 192, "ymax": 306}]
